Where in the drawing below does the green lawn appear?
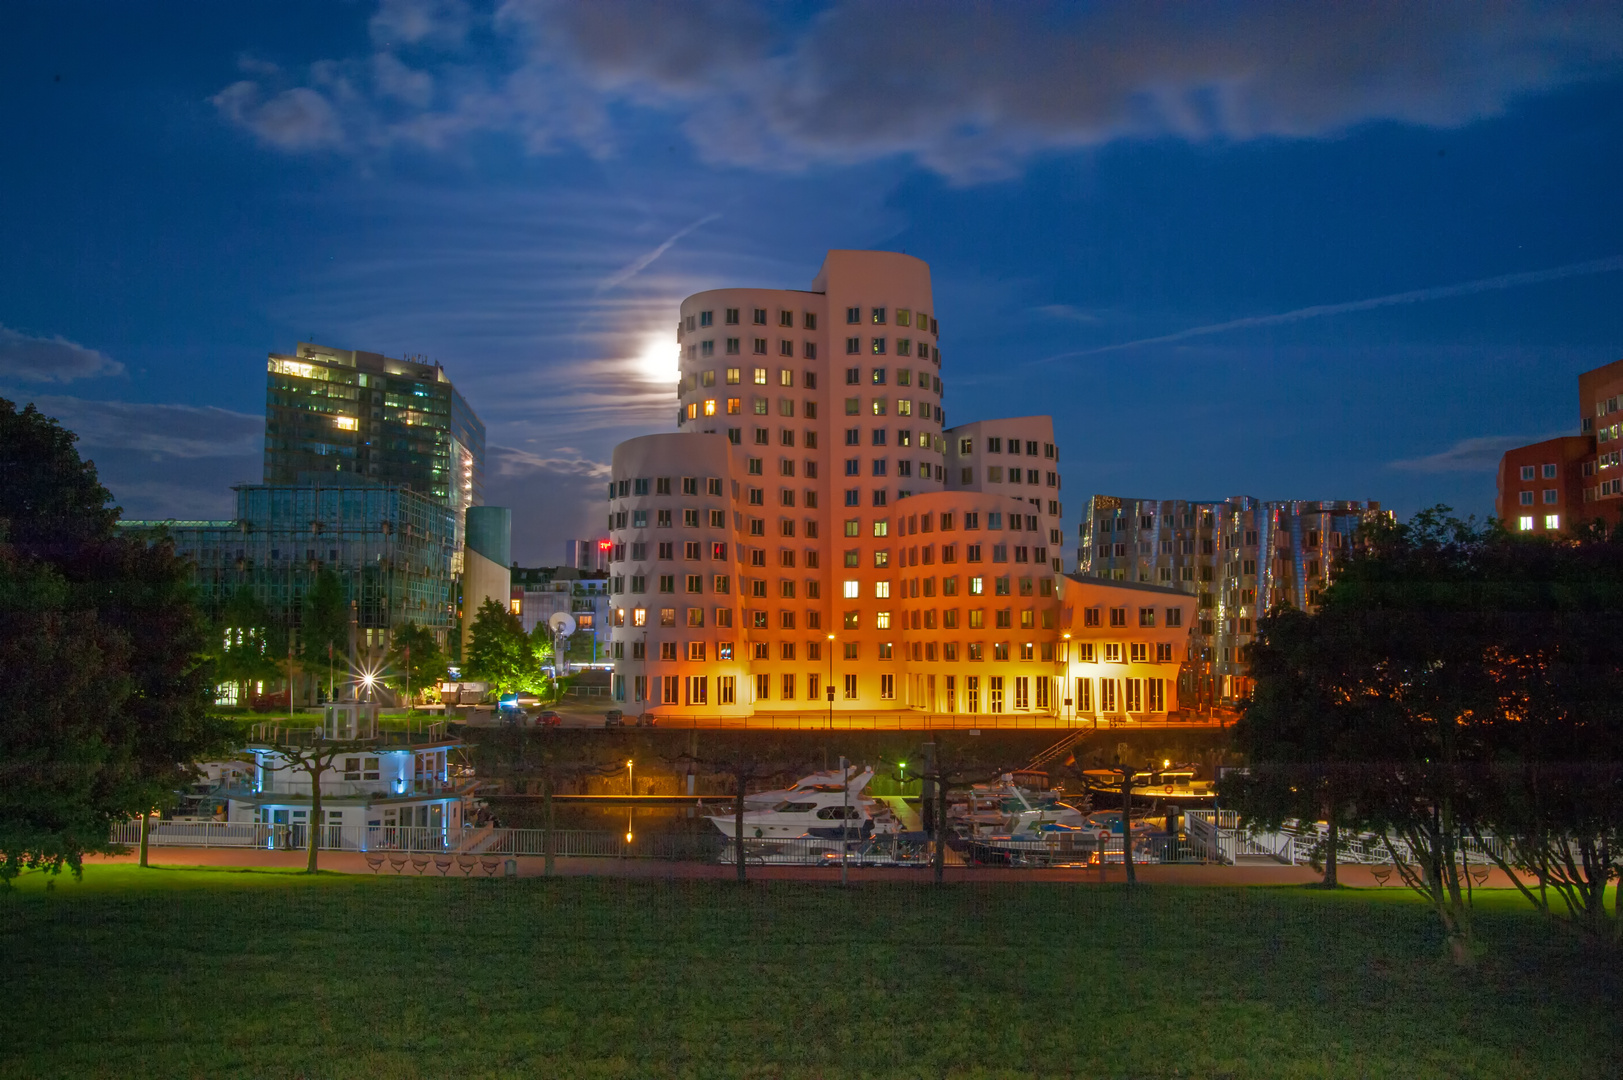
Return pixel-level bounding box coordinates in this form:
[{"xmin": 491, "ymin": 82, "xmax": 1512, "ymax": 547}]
[{"xmin": 1, "ymin": 867, "xmax": 1614, "ymax": 1079}]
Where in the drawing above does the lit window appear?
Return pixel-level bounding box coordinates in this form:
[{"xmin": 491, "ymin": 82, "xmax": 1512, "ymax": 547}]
[
  {"xmin": 1544, "ymin": 514, "xmax": 1559, "ymax": 529},
  {"xmin": 874, "ymin": 581, "xmax": 890, "ymax": 598},
  {"xmin": 703, "ymin": 399, "xmax": 716, "ymax": 416},
  {"xmin": 875, "ymin": 611, "xmax": 891, "ymax": 629},
  {"xmin": 843, "ymin": 580, "xmax": 860, "ymax": 598},
  {"xmin": 754, "ymin": 368, "xmax": 767, "ymax": 384},
  {"xmin": 334, "ymin": 416, "xmax": 357, "ymax": 430},
  {"xmin": 1518, "ymin": 516, "xmax": 1533, "ymax": 531}
]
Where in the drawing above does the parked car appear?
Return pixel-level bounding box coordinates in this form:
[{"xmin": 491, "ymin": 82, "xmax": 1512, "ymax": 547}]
[
  {"xmin": 536, "ymin": 710, "xmax": 562, "ymax": 727},
  {"xmin": 604, "ymin": 709, "xmax": 624, "ymax": 728},
  {"xmin": 635, "ymin": 713, "xmax": 658, "ymax": 728}
]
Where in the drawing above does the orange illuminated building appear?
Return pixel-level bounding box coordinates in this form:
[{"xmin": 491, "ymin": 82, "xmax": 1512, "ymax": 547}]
[
  {"xmin": 1495, "ymin": 356, "xmax": 1623, "ymax": 532},
  {"xmin": 600, "ymin": 251, "xmax": 1194, "ymax": 722}
]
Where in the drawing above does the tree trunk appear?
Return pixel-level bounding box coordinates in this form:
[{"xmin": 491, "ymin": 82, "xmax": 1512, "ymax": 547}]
[
  {"xmin": 1120, "ymin": 776, "xmax": 1136, "ymax": 887},
  {"xmin": 735, "ymin": 770, "xmax": 747, "ymax": 884},
  {"xmin": 306, "ymin": 761, "xmax": 323, "ymax": 873},
  {"xmin": 138, "ymin": 811, "xmax": 150, "ymax": 869},
  {"xmin": 933, "ymin": 776, "xmax": 949, "ymax": 885},
  {"xmin": 543, "ymin": 775, "xmax": 555, "ymax": 878},
  {"xmin": 1322, "ymin": 811, "xmax": 1340, "ymax": 888}
]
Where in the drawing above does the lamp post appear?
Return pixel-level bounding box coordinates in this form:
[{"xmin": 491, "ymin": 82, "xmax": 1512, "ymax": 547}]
[
  {"xmin": 826, "ymin": 633, "xmax": 835, "ymax": 730},
  {"xmin": 839, "ymin": 754, "xmax": 849, "ymax": 887},
  {"xmin": 1062, "ymin": 632, "xmax": 1073, "ymax": 725},
  {"xmin": 627, "ymin": 758, "xmax": 634, "ymax": 797}
]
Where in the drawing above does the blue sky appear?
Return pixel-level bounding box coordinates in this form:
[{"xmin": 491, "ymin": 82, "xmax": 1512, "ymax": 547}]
[{"xmin": 3, "ymin": 0, "xmax": 1621, "ymax": 563}]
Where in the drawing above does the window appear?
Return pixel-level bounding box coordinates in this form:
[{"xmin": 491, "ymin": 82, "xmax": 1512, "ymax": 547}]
[
  {"xmin": 1519, "ymin": 491, "xmax": 1534, "ymax": 506},
  {"xmin": 1545, "ymin": 514, "xmax": 1560, "ymax": 529},
  {"xmin": 880, "ymin": 674, "xmax": 895, "ymax": 700},
  {"xmin": 1543, "ymin": 489, "xmax": 1558, "ymax": 504},
  {"xmin": 1519, "ymin": 515, "xmax": 1534, "ymax": 531},
  {"xmin": 1520, "ymin": 465, "xmax": 1536, "ymax": 481},
  {"xmin": 1166, "ymin": 607, "xmax": 1182, "ymax": 628},
  {"xmin": 846, "ymin": 306, "xmax": 861, "ymax": 323},
  {"xmin": 1156, "ymin": 642, "xmax": 1174, "ymax": 663},
  {"xmin": 1130, "ymin": 643, "xmax": 1147, "ymax": 663},
  {"xmin": 843, "ymin": 673, "xmax": 858, "ymax": 699}
]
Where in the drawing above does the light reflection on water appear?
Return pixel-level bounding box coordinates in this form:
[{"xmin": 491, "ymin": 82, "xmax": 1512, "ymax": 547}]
[{"xmin": 490, "ymin": 801, "xmax": 727, "ymax": 838}]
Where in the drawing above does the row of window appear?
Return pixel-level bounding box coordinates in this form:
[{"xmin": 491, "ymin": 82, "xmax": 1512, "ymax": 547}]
[
  {"xmin": 1518, "ymin": 463, "xmax": 1561, "ymax": 480},
  {"xmin": 680, "ymin": 306, "xmax": 938, "ymax": 334},
  {"xmin": 621, "ymin": 633, "xmax": 1168, "ymax": 666},
  {"xmin": 1516, "ymin": 489, "xmax": 1561, "ymax": 505},
  {"xmin": 1516, "ymin": 514, "xmax": 1563, "ymax": 530},
  {"xmin": 609, "ymin": 476, "xmax": 727, "ymax": 499},
  {"xmin": 623, "ymin": 672, "xmax": 1168, "ymax": 714},
  {"xmin": 956, "ymin": 437, "xmax": 1057, "ymax": 459},
  {"xmin": 961, "ymin": 466, "xmax": 1058, "ymax": 487},
  {"xmin": 844, "ymin": 367, "xmax": 941, "ymax": 391},
  {"xmin": 842, "ymin": 338, "xmax": 935, "ymax": 361}
]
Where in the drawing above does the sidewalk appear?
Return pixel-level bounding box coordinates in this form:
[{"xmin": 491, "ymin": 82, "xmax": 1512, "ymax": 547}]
[{"xmin": 87, "ymin": 848, "xmax": 1521, "ymax": 887}]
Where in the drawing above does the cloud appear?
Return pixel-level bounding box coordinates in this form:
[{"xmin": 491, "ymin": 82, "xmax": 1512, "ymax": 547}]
[
  {"xmin": 1389, "ymin": 435, "xmax": 1548, "ymax": 473},
  {"xmin": 1036, "ymin": 254, "xmax": 1623, "ymax": 362},
  {"xmin": 214, "ymin": 1, "xmax": 1623, "ymax": 179},
  {"xmin": 1034, "ymin": 304, "xmax": 1103, "ymax": 324},
  {"xmin": 597, "ymin": 213, "xmax": 722, "ymax": 294},
  {"xmin": 370, "ymin": 0, "xmax": 471, "ymax": 48},
  {"xmin": 21, "ymin": 395, "xmax": 264, "ymax": 459},
  {"xmin": 0, "ymin": 325, "xmax": 123, "ymax": 382},
  {"xmin": 211, "ymin": 82, "xmax": 345, "ymax": 151},
  {"xmin": 484, "ymin": 445, "xmax": 612, "ymax": 564}
]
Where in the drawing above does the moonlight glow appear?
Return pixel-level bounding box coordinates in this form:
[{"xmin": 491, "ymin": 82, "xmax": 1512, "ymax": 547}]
[{"xmin": 636, "ymin": 336, "xmax": 680, "ymax": 385}]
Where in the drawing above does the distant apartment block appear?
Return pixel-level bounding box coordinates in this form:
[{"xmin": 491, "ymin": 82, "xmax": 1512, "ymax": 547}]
[
  {"xmin": 1495, "ymin": 356, "xmax": 1623, "ymax": 531},
  {"xmin": 1077, "ymin": 495, "xmax": 1388, "ymax": 704}
]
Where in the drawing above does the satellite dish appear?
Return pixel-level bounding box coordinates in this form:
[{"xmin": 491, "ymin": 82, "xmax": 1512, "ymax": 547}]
[{"xmin": 548, "ymin": 611, "xmax": 577, "ymax": 637}]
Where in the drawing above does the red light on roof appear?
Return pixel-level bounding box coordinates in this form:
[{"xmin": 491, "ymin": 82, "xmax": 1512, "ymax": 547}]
[{"xmin": 597, "ymin": 539, "xmax": 612, "ymax": 550}]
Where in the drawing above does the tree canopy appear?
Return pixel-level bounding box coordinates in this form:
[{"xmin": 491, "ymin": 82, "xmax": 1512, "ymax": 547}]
[
  {"xmin": 1228, "ymin": 507, "xmax": 1623, "ymax": 955},
  {"xmin": 464, "ymin": 598, "xmax": 551, "ymax": 696},
  {"xmin": 0, "ymin": 397, "xmax": 232, "ymax": 883},
  {"xmin": 385, "ymin": 621, "xmax": 449, "ymax": 705}
]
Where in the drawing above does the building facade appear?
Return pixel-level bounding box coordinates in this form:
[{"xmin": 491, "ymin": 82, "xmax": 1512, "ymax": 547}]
[
  {"xmin": 511, "ymin": 568, "xmax": 614, "ymax": 662},
  {"xmin": 120, "ymin": 482, "xmax": 458, "ymax": 699},
  {"xmin": 1495, "ymin": 437, "xmax": 1591, "ymax": 532},
  {"xmin": 1077, "ymin": 495, "xmax": 1389, "ymax": 704},
  {"xmin": 1496, "ymin": 356, "xmax": 1623, "ymax": 530},
  {"xmin": 596, "ymin": 250, "xmax": 1175, "ymax": 721},
  {"xmin": 263, "ymin": 341, "xmax": 486, "ymax": 551}
]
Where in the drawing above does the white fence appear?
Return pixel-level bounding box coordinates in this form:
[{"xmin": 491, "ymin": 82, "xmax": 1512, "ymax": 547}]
[{"xmin": 1179, "ymin": 812, "xmax": 1513, "ymax": 867}]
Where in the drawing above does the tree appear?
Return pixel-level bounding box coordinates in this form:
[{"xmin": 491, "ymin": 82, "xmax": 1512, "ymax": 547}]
[
  {"xmin": 1234, "ymin": 506, "xmax": 1623, "ymax": 960},
  {"xmin": 300, "ymin": 568, "xmax": 349, "ymax": 702},
  {"xmin": 1228, "ymin": 605, "xmax": 1383, "ymax": 887},
  {"xmin": 906, "ymin": 739, "xmax": 1011, "ymax": 885},
  {"xmin": 464, "ymin": 598, "xmax": 549, "ymax": 696},
  {"xmin": 0, "ymin": 398, "xmax": 231, "ymax": 882},
  {"xmin": 0, "ymin": 399, "xmax": 119, "ymax": 560},
  {"xmin": 385, "ymin": 622, "xmax": 449, "ymax": 707},
  {"xmin": 212, "ymin": 587, "xmax": 282, "ymax": 706}
]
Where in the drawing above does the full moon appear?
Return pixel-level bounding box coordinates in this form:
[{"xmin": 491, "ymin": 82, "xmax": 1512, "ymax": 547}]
[{"xmin": 636, "ymin": 336, "xmax": 680, "ymax": 384}]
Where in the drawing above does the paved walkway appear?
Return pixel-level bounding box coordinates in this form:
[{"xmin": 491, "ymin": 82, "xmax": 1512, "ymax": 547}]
[{"xmin": 86, "ymin": 848, "xmax": 1527, "ymax": 888}]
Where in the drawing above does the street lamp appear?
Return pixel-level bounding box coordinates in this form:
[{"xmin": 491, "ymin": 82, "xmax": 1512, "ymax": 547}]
[
  {"xmin": 1062, "ymin": 632, "xmax": 1073, "ymax": 725},
  {"xmin": 826, "ymin": 633, "xmax": 835, "ymax": 730},
  {"xmin": 626, "ymin": 758, "xmax": 634, "ymax": 797}
]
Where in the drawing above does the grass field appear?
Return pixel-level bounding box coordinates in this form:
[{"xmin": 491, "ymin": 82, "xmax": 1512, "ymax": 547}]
[{"xmin": 1, "ymin": 867, "xmax": 1614, "ymax": 1079}]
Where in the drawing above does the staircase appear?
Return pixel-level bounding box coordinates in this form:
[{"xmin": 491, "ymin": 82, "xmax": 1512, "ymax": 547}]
[{"xmin": 1028, "ymin": 728, "xmax": 1090, "ymax": 771}]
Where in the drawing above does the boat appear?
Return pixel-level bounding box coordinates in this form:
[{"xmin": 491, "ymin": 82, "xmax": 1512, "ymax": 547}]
[
  {"xmin": 949, "ymin": 774, "xmax": 1087, "ymax": 838},
  {"xmin": 742, "ymin": 768, "xmax": 850, "ymax": 809},
  {"xmin": 711, "ymin": 766, "xmax": 899, "ymax": 843},
  {"xmin": 1078, "ymin": 763, "xmax": 1217, "ymax": 802}
]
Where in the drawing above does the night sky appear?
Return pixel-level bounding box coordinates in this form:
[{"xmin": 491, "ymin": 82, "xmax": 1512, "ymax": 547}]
[{"xmin": 4, "ymin": 1, "xmax": 1622, "ymax": 565}]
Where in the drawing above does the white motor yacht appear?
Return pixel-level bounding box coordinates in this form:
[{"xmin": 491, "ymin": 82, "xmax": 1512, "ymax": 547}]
[{"xmin": 712, "ymin": 767, "xmax": 898, "ymax": 842}]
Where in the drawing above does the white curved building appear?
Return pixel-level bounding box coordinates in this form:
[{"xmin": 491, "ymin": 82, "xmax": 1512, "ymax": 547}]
[{"xmin": 603, "ymin": 250, "xmax": 1188, "ymax": 721}]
